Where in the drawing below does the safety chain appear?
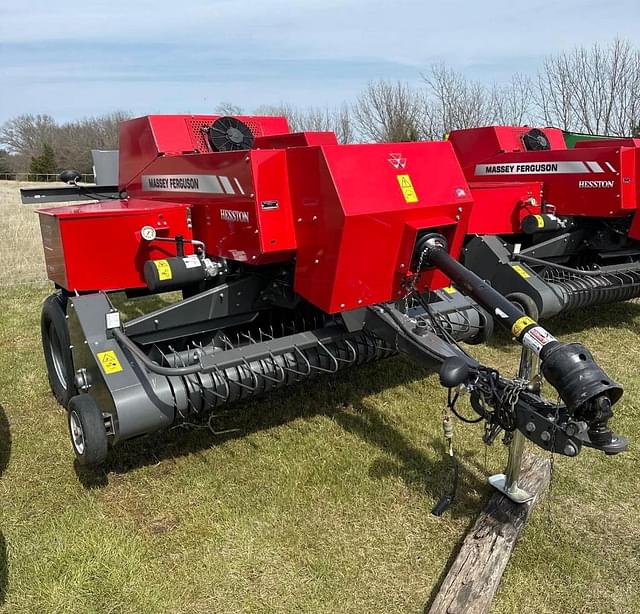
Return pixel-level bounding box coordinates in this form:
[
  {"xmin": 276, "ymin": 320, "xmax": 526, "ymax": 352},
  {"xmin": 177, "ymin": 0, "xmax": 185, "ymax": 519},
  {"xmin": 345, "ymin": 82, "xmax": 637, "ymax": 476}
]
[
  {"xmin": 478, "ymin": 375, "xmax": 528, "ymax": 445},
  {"xmin": 402, "ymin": 246, "xmax": 430, "ymax": 310}
]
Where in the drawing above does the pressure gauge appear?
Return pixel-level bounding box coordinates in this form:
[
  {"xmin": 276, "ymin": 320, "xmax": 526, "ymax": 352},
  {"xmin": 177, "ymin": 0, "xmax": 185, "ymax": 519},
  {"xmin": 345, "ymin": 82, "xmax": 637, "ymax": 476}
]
[{"xmin": 141, "ymin": 225, "xmax": 157, "ymax": 241}]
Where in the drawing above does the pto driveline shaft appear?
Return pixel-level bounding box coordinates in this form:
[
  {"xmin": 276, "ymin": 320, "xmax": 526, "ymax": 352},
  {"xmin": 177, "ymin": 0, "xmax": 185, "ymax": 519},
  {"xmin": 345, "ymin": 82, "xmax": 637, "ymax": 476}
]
[
  {"xmin": 423, "ymin": 241, "xmax": 553, "ymax": 354},
  {"xmin": 423, "ymin": 237, "xmax": 624, "ymax": 440}
]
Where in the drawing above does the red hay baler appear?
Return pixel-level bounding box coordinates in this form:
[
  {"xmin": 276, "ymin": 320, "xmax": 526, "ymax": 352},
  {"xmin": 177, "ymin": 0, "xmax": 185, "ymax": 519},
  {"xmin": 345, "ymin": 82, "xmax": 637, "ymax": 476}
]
[
  {"xmin": 24, "ymin": 115, "xmax": 627, "ymax": 504},
  {"xmin": 448, "ymin": 125, "xmax": 640, "ymax": 319}
]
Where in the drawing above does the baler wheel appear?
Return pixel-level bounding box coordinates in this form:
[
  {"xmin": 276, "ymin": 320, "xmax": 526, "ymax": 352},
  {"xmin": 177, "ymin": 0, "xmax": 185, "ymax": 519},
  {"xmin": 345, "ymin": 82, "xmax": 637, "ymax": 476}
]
[
  {"xmin": 466, "ymin": 305, "xmax": 494, "ymax": 345},
  {"xmin": 67, "ymin": 395, "xmax": 108, "ymax": 467},
  {"xmin": 41, "ymin": 293, "xmax": 77, "ymax": 407}
]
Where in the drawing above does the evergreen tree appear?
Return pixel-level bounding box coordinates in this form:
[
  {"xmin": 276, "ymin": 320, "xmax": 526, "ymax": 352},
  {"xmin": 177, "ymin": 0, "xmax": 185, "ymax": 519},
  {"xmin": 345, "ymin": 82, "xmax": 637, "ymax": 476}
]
[{"xmin": 30, "ymin": 143, "xmax": 57, "ymax": 178}]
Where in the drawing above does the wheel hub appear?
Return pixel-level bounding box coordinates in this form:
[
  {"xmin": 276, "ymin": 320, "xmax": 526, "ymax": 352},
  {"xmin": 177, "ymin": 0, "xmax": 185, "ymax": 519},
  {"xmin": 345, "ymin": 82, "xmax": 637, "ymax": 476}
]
[{"xmin": 70, "ymin": 410, "xmax": 85, "ymax": 455}]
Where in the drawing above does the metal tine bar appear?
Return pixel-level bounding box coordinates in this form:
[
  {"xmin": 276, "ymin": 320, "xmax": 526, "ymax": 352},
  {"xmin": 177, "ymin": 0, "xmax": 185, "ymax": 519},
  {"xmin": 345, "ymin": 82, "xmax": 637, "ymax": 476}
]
[
  {"xmin": 173, "ymin": 346, "xmax": 206, "ymax": 415},
  {"xmin": 309, "ymin": 340, "xmax": 339, "ymax": 373},
  {"xmin": 333, "ymin": 339, "xmax": 357, "ymax": 364},
  {"xmin": 231, "ymin": 361, "xmax": 260, "ymax": 392},
  {"xmin": 258, "ymin": 327, "xmax": 275, "ymax": 343},
  {"xmin": 186, "ymin": 360, "xmax": 231, "ymax": 402},
  {"xmin": 168, "ymin": 345, "xmax": 188, "ymax": 367},
  {"xmin": 197, "ymin": 372, "xmax": 218, "ymax": 408},
  {"xmin": 207, "ymin": 413, "xmax": 242, "ymax": 435},
  {"xmin": 193, "ymin": 371, "xmax": 207, "ymax": 413},
  {"xmin": 212, "ymin": 365, "xmax": 232, "ymax": 401},
  {"xmin": 157, "ymin": 345, "xmax": 175, "ymax": 369},
  {"xmin": 240, "ymin": 356, "xmax": 284, "ymax": 385},
  {"xmin": 239, "ymin": 331, "xmax": 257, "ymax": 345},
  {"xmin": 279, "ymin": 345, "xmax": 312, "ymax": 376},
  {"xmin": 258, "ymin": 352, "xmax": 287, "ymax": 383},
  {"xmin": 219, "ymin": 332, "xmax": 234, "ymax": 351},
  {"xmin": 184, "ymin": 380, "xmax": 199, "ymax": 415}
]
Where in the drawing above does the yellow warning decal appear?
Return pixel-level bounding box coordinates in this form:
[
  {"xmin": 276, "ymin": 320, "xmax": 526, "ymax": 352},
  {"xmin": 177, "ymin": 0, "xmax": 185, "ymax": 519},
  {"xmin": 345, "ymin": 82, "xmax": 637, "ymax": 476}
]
[
  {"xmin": 512, "ymin": 264, "xmax": 530, "ymax": 279},
  {"xmin": 154, "ymin": 259, "xmax": 172, "ymax": 281},
  {"xmin": 534, "ymin": 214, "xmax": 545, "ymax": 228},
  {"xmin": 443, "ymin": 286, "xmax": 457, "ymax": 294},
  {"xmin": 511, "ymin": 316, "xmax": 536, "ymax": 337},
  {"xmin": 97, "ymin": 350, "xmax": 123, "ymax": 375},
  {"xmin": 396, "ymin": 174, "xmax": 419, "ymax": 203}
]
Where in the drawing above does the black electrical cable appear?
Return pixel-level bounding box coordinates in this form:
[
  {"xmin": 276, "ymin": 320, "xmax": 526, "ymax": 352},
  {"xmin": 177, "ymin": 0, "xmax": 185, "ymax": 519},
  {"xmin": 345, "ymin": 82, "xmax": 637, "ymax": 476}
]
[
  {"xmin": 414, "ymin": 290, "xmax": 475, "ymax": 360},
  {"xmin": 447, "ymin": 387, "xmax": 484, "ymax": 423},
  {"xmin": 516, "ymin": 253, "xmax": 609, "ymax": 276}
]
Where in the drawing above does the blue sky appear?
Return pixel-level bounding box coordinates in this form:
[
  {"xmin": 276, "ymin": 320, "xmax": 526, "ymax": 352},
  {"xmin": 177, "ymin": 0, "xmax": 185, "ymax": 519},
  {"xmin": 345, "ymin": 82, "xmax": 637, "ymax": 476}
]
[{"xmin": 1, "ymin": 0, "xmax": 638, "ymax": 123}]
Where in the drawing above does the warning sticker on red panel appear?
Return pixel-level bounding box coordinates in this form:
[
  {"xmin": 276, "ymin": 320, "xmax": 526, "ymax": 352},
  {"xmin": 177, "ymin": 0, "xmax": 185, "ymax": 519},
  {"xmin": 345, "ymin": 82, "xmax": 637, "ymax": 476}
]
[
  {"xmin": 522, "ymin": 326, "xmax": 557, "ymax": 355},
  {"xmin": 396, "ymin": 174, "xmax": 419, "ymax": 203}
]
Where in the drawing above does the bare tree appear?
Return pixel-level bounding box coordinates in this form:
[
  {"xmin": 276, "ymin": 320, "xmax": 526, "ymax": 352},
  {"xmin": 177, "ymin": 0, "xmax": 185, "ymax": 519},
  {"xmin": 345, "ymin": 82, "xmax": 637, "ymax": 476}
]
[
  {"xmin": 0, "ymin": 111, "xmax": 131, "ymax": 173},
  {"xmin": 422, "ymin": 65, "xmax": 495, "ymax": 137},
  {"xmin": 0, "ymin": 114, "xmax": 58, "ymax": 160},
  {"xmin": 352, "ymin": 81, "xmax": 424, "ymax": 142},
  {"xmin": 332, "ymin": 104, "xmax": 354, "ymax": 144},
  {"xmin": 215, "ymin": 102, "xmax": 244, "ymax": 115},
  {"xmin": 253, "ymin": 103, "xmax": 303, "ymax": 130},
  {"xmin": 490, "ymin": 73, "xmax": 534, "ymax": 126},
  {"xmin": 294, "ymin": 105, "xmax": 353, "ymax": 143},
  {"xmin": 253, "ymin": 103, "xmax": 353, "ymax": 143},
  {"xmin": 536, "ymin": 39, "xmax": 640, "ymax": 135}
]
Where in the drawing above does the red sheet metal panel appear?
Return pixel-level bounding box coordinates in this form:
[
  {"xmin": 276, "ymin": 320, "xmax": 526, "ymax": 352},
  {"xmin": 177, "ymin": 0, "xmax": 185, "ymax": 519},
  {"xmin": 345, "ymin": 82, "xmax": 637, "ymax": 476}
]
[
  {"xmin": 466, "ymin": 181, "xmax": 543, "ymax": 234},
  {"xmin": 37, "ymin": 199, "xmax": 193, "ymax": 292},
  {"xmin": 124, "ymin": 148, "xmax": 296, "ymax": 265},
  {"xmin": 449, "ymin": 127, "xmax": 638, "ymax": 218},
  {"xmin": 287, "ymin": 141, "xmax": 473, "ymax": 313},
  {"xmin": 118, "ymin": 114, "xmax": 290, "ymax": 187}
]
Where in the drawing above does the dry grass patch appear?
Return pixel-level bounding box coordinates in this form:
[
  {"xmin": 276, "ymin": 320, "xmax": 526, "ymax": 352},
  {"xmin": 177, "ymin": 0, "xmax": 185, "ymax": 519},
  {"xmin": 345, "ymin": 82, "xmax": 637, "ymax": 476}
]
[{"xmin": 0, "ymin": 181, "xmax": 61, "ymax": 283}]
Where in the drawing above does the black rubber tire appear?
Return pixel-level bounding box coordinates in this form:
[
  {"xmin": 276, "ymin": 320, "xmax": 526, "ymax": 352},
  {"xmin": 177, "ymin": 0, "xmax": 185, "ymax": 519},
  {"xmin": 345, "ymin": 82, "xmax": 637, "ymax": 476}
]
[
  {"xmin": 506, "ymin": 292, "xmax": 540, "ymax": 320},
  {"xmin": 67, "ymin": 395, "xmax": 108, "ymax": 467},
  {"xmin": 41, "ymin": 292, "xmax": 77, "ymax": 407},
  {"xmin": 466, "ymin": 305, "xmax": 494, "ymax": 345}
]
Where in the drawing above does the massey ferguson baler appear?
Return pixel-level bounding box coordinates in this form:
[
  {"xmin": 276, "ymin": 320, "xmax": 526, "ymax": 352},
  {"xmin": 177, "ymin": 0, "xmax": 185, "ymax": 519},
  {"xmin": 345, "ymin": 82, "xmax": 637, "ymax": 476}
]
[
  {"xmin": 448, "ymin": 126, "xmax": 640, "ymax": 319},
  {"xmin": 27, "ymin": 115, "xmax": 626, "ymax": 503}
]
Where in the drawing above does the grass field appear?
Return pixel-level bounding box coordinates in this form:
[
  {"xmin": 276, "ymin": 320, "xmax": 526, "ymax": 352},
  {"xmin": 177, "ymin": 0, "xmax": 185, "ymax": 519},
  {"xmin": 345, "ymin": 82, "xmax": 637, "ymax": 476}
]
[{"xmin": 0, "ymin": 181, "xmax": 638, "ymax": 613}]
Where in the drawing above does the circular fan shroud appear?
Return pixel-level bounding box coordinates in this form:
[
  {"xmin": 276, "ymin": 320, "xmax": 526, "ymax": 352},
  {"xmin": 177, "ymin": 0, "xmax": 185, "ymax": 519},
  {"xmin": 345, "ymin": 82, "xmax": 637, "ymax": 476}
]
[
  {"xmin": 522, "ymin": 128, "xmax": 551, "ymax": 151},
  {"xmin": 207, "ymin": 116, "xmax": 255, "ymax": 152}
]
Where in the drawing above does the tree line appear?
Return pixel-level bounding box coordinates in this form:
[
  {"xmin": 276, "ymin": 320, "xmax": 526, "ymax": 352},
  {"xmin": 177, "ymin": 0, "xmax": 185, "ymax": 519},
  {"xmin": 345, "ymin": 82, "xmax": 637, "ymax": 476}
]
[{"xmin": 1, "ymin": 39, "xmax": 638, "ymax": 177}]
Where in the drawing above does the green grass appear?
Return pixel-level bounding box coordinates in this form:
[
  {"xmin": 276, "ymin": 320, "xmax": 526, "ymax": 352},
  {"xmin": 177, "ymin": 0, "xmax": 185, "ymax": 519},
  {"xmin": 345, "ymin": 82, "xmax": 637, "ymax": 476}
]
[
  {"xmin": 1, "ymin": 177, "xmax": 638, "ymax": 613},
  {"xmin": 0, "ymin": 283, "xmax": 638, "ymax": 613}
]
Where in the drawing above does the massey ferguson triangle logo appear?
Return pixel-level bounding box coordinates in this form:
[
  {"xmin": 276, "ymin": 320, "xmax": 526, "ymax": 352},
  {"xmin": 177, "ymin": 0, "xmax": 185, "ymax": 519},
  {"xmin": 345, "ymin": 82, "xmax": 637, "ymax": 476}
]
[{"xmin": 388, "ymin": 153, "xmax": 406, "ymax": 169}]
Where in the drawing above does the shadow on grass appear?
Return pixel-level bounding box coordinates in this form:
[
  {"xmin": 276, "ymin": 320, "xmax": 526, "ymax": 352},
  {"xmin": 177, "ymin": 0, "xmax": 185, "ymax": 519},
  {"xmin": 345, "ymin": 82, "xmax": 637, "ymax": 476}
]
[
  {"xmin": 0, "ymin": 404, "xmax": 10, "ymax": 478},
  {"xmin": 0, "ymin": 405, "xmax": 10, "ymax": 604},
  {"xmin": 75, "ymin": 357, "xmax": 445, "ymax": 488},
  {"xmin": 334, "ymin": 401, "xmax": 488, "ymax": 520}
]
